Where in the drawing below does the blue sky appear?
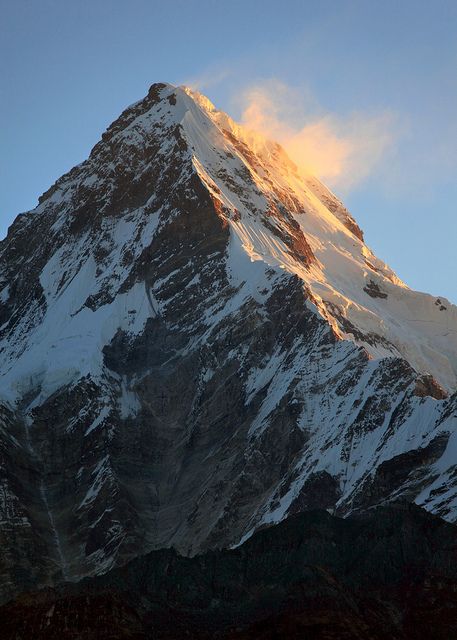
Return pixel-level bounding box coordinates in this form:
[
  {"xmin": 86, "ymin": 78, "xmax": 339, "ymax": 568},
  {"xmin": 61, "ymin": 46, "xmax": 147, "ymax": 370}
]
[{"xmin": 1, "ymin": 0, "xmax": 456, "ymax": 301}]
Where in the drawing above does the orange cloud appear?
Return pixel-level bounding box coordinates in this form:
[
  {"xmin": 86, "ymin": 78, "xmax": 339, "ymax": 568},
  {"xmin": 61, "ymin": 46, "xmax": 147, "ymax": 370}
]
[{"xmin": 239, "ymin": 81, "xmax": 397, "ymax": 192}]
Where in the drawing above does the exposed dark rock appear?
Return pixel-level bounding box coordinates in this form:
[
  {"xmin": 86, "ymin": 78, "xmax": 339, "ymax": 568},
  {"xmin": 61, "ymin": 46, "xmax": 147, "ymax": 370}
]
[
  {"xmin": 363, "ymin": 280, "xmax": 388, "ymax": 299},
  {"xmin": 415, "ymin": 374, "xmax": 448, "ymax": 400},
  {"xmin": 286, "ymin": 471, "xmax": 341, "ymax": 515},
  {"xmin": 351, "ymin": 434, "xmax": 449, "ymax": 511}
]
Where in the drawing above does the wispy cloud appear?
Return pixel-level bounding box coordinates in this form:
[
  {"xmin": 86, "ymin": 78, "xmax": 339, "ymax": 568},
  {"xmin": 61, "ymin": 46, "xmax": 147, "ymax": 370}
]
[
  {"xmin": 183, "ymin": 66, "xmax": 233, "ymax": 91},
  {"xmin": 238, "ymin": 80, "xmax": 399, "ymax": 193}
]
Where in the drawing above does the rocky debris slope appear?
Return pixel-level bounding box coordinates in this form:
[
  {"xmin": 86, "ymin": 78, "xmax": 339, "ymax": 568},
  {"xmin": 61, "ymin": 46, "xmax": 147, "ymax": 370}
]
[
  {"xmin": 2, "ymin": 505, "xmax": 457, "ymax": 639},
  {"xmin": 0, "ymin": 83, "xmax": 456, "ymax": 602}
]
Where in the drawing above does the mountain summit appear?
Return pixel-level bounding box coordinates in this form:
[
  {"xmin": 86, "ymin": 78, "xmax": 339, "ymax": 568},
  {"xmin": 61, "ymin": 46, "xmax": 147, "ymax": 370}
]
[{"xmin": 0, "ymin": 82, "xmax": 456, "ymax": 602}]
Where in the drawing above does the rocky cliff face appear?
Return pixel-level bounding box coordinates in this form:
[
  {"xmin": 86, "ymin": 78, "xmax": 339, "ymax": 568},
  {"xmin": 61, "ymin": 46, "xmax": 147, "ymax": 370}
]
[{"xmin": 0, "ymin": 82, "xmax": 456, "ymax": 603}]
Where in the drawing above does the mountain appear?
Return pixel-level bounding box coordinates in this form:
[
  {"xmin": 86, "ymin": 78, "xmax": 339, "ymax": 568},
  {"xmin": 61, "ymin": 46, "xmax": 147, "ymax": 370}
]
[
  {"xmin": 2, "ymin": 504, "xmax": 457, "ymax": 639},
  {"xmin": 0, "ymin": 82, "xmax": 456, "ymax": 603}
]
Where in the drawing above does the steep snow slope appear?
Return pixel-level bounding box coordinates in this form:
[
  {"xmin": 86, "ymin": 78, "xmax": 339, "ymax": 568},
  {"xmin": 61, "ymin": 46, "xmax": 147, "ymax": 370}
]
[
  {"xmin": 183, "ymin": 86, "xmax": 457, "ymax": 392},
  {"xmin": 0, "ymin": 82, "xmax": 456, "ymax": 603}
]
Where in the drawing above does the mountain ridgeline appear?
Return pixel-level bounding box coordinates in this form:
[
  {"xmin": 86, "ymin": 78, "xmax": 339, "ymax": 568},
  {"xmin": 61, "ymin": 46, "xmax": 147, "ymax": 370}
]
[
  {"xmin": 2, "ymin": 505, "xmax": 457, "ymax": 639},
  {"xmin": 0, "ymin": 83, "xmax": 456, "ymax": 608}
]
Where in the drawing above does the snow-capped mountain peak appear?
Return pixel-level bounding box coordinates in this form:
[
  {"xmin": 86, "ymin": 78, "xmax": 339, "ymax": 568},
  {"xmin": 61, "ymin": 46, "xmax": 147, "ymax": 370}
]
[{"xmin": 0, "ymin": 82, "xmax": 456, "ymax": 602}]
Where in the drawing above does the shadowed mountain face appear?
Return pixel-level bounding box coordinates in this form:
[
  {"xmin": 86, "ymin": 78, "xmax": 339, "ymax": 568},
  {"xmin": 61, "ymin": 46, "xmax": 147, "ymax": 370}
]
[
  {"xmin": 2, "ymin": 505, "xmax": 457, "ymax": 639},
  {"xmin": 0, "ymin": 83, "xmax": 456, "ymax": 603}
]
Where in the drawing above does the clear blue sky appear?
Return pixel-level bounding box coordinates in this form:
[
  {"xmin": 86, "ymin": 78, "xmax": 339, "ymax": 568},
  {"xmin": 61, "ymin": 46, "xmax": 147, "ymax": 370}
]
[{"xmin": 1, "ymin": 0, "xmax": 456, "ymax": 301}]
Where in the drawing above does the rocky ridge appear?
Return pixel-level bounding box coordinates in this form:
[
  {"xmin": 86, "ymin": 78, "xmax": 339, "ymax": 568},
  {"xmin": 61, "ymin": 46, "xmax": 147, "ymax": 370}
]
[{"xmin": 2, "ymin": 505, "xmax": 457, "ymax": 639}]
